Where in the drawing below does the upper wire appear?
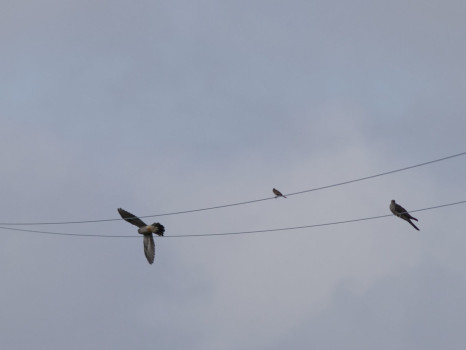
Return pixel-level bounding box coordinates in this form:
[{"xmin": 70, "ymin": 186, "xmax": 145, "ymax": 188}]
[
  {"xmin": 1, "ymin": 200, "xmax": 464, "ymax": 238},
  {"xmin": 1, "ymin": 151, "xmax": 464, "ymax": 226}
]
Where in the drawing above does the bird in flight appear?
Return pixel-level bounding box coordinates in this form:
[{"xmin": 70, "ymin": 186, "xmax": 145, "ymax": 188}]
[
  {"xmin": 389, "ymin": 200, "xmax": 419, "ymax": 231},
  {"xmin": 118, "ymin": 208, "xmax": 165, "ymax": 264},
  {"xmin": 273, "ymin": 188, "xmax": 287, "ymax": 198}
]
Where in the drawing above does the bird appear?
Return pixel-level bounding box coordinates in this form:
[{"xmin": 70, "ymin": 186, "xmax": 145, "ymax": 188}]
[
  {"xmin": 117, "ymin": 208, "xmax": 165, "ymax": 264},
  {"xmin": 389, "ymin": 200, "xmax": 419, "ymax": 231},
  {"xmin": 273, "ymin": 188, "xmax": 287, "ymax": 198}
]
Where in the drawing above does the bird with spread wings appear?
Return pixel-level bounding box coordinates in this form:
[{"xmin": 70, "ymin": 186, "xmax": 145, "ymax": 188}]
[{"xmin": 118, "ymin": 208, "xmax": 165, "ymax": 264}]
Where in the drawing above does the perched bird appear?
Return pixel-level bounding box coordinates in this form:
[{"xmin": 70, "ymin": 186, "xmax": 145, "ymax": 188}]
[
  {"xmin": 117, "ymin": 208, "xmax": 165, "ymax": 264},
  {"xmin": 273, "ymin": 188, "xmax": 287, "ymax": 198},
  {"xmin": 389, "ymin": 200, "xmax": 419, "ymax": 231}
]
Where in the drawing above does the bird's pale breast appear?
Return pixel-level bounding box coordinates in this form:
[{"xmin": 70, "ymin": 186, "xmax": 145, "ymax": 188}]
[{"xmin": 138, "ymin": 226, "xmax": 153, "ymax": 234}]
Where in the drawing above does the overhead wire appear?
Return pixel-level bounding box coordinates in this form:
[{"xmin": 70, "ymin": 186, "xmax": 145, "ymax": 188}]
[
  {"xmin": 0, "ymin": 151, "xmax": 465, "ymax": 226},
  {"xmin": 1, "ymin": 200, "xmax": 465, "ymax": 238},
  {"xmin": 169, "ymin": 200, "xmax": 466, "ymax": 237},
  {"xmin": 286, "ymin": 151, "xmax": 466, "ymax": 196},
  {"xmin": 0, "ymin": 226, "xmax": 135, "ymax": 238}
]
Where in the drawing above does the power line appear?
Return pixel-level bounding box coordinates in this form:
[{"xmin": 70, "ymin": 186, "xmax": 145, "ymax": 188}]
[
  {"xmin": 287, "ymin": 152, "xmax": 466, "ymax": 196},
  {"xmin": 1, "ymin": 151, "xmax": 465, "ymax": 226},
  {"xmin": 1, "ymin": 200, "xmax": 465, "ymax": 238},
  {"xmin": 0, "ymin": 226, "xmax": 135, "ymax": 238},
  {"xmin": 162, "ymin": 200, "xmax": 466, "ymax": 237}
]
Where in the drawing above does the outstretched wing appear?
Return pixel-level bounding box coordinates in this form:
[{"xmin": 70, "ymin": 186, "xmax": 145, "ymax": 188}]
[
  {"xmin": 143, "ymin": 234, "xmax": 155, "ymax": 264},
  {"xmin": 117, "ymin": 208, "xmax": 147, "ymax": 228}
]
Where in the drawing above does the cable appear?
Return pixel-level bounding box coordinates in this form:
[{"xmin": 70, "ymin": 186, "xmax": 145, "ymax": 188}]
[
  {"xmin": 0, "ymin": 226, "xmax": 136, "ymax": 238},
  {"xmin": 1, "ymin": 200, "xmax": 465, "ymax": 238},
  {"xmin": 1, "ymin": 151, "xmax": 465, "ymax": 226},
  {"xmin": 164, "ymin": 200, "xmax": 466, "ymax": 237},
  {"xmin": 286, "ymin": 152, "xmax": 466, "ymax": 196}
]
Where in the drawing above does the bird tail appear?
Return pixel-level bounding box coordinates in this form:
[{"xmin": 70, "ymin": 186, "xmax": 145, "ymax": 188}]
[
  {"xmin": 152, "ymin": 223, "xmax": 165, "ymax": 236},
  {"xmin": 408, "ymin": 220, "xmax": 420, "ymax": 231},
  {"xmin": 283, "ymin": 195, "xmax": 287, "ymax": 198}
]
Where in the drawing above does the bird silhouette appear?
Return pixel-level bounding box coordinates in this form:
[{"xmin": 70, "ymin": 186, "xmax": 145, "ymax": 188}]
[
  {"xmin": 117, "ymin": 208, "xmax": 165, "ymax": 264},
  {"xmin": 273, "ymin": 188, "xmax": 287, "ymax": 198},
  {"xmin": 389, "ymin": 200, "xmax": 419, "ymax": 231}
]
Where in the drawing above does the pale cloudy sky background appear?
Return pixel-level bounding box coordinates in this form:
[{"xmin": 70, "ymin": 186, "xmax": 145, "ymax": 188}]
[{"xmin": 1, "ymin": 0, "xmax": 466, "ymax": 349}]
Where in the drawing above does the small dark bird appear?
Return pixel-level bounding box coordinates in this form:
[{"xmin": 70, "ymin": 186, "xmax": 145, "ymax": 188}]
[
  {"xmin": 389, "ymin": 200, "xmax": 419, "ymax": 231},
  {"xmin": 273, "ymin": 188, "xmax": 287, "ymax": 198},
  {"xmin": 118, "ymin": 208, "xmax": 165, "ymax": 264}
]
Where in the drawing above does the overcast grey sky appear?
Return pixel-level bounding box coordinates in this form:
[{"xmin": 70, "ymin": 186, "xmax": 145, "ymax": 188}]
[{"xmin": 1, "ymin": 0, "xmax": 466, "ymax": 349}]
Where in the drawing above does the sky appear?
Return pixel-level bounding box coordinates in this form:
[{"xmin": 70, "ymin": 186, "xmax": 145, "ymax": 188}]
[{"xmin": 1, "ymin": 0, "xmax": 466, "ymax": 349}]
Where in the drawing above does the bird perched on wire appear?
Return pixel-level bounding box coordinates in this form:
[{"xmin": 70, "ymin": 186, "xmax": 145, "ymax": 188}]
[
  {"xmin": 117, "ymin": 208, "xmax": 165, "ymax": 264},
  {"xmin": 273, "ymin": 188, "xmax": 287, "ymax": 198},
  {"xmin": 389, "ymin": 200, "xmax": 419, "ymax": 231}
]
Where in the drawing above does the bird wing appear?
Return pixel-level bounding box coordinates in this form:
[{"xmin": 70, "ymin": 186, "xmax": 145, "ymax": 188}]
[
  {"xmin": 395, "ymin": 204, "xmax": 418, "ymax": 222},
  {"xmin": 394, "ymin": 203, "xmax": 407, "ymax": 215},
  {"xmin": 117, "ymin": 208, "xmax": 147, "ymax": 228},
  {"xmin": 273, "ymin": 188, "xmax": 282, "ymax": 196},
  {"xmin": 143, "ymin": 234, "xmax": 155, "ymax": 264}
]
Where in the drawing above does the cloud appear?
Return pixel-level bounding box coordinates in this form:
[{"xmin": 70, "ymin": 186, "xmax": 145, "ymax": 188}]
[
  {"xmin": 271, "ymin": 256, "xmax": 466, "ymax": 350},
  {"xmin": 1, "ymin": 0, "xmax": 466, "ymax": 349}
]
